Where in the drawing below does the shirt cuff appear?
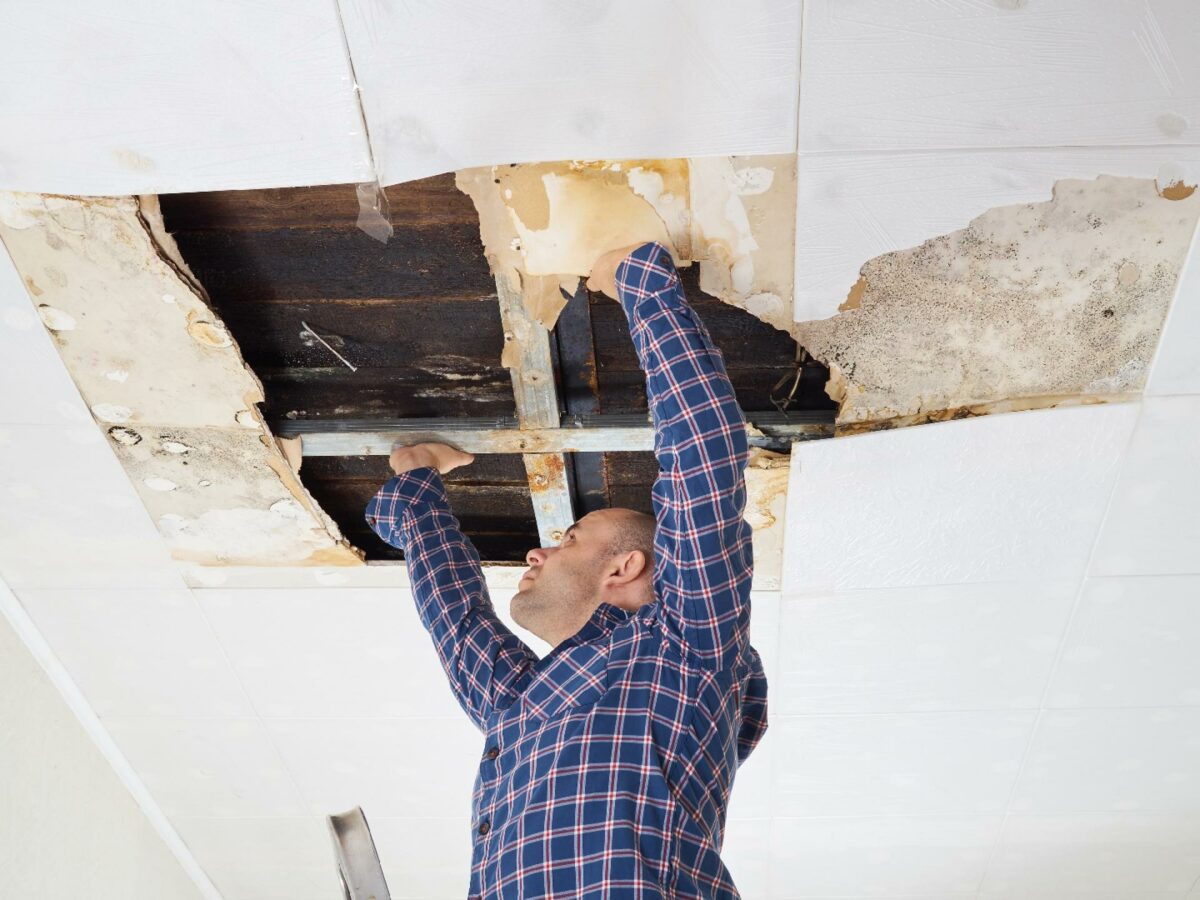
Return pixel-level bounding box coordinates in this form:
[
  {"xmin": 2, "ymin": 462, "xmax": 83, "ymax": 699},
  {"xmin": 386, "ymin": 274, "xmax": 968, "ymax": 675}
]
[{"xmin": 615, "ymin": 242, "xmax": 679, "ymax": 310}]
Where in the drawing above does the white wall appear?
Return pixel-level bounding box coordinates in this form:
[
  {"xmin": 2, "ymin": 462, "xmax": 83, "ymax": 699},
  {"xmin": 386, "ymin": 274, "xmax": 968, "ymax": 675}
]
[{"xmin": 0, "ymin": 609, "xmax": 206, "ymax": 900}]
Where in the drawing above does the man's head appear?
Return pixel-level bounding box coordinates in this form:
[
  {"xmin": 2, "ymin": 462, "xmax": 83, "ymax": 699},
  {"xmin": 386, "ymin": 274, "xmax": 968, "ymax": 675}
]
[{"xmin": 511, "ymin": 507, "xmax": 657, "ymax": 647}]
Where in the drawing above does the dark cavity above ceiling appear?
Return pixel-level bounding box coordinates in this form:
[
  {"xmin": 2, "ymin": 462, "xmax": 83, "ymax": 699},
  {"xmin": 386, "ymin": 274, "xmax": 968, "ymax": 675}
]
[{"xmin": 158, "ymin": 175, "xmax": 835, "ymax": 562}]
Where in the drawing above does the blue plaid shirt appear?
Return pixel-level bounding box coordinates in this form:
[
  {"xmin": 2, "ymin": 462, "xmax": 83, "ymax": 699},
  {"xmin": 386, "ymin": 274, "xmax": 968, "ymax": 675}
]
[{"xmin": 366, "ymin": 242, "xmax": 767, "ymax": 898}]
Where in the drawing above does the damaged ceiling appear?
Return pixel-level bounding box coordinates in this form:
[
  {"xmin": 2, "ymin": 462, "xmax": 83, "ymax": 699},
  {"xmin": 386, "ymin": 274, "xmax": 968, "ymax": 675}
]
[
  {"xmin": 1, "ymin": 163, "xmax": 1197, "ymax": 570},
  {"xmin": 2, "ymin": 2, "xmax": 1200, "ymax": 899},
  {"xmin": 0, "ymin": 166, "xmax": 833, "ymax": 570}
]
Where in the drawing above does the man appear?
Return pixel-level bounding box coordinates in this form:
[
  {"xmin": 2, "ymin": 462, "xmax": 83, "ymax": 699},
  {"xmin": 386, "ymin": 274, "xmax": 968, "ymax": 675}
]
[{"xmin": 365, "ymin": 242, "xmax": 767, "ymax": 898}]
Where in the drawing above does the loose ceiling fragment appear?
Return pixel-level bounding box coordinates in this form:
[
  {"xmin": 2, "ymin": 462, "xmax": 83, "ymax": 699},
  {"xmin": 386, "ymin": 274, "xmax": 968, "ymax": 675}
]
[
  {"xmin": 795, "ymin": 176, "xmax": 1200, "ymax": 432},
  {"xmin": 0, "ymin": 192, "xmax": 362, "ymax": 567},
  {"xmin": 456, "ymin": 155, "xmax": 797, "ymax": 333},
  {"xmin": 744, "ymin": 449, "xmax": 790, "ymax": 590}
]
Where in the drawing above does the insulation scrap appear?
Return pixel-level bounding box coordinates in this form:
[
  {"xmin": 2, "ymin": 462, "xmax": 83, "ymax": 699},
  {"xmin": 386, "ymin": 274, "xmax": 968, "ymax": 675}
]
[
  {"xmin": 456, "ymin": 155, "xmax": 796, "ymax": 331},
  {"xmin": 744, "ymin": 448, "xmax": 789, "ymax": 590},
  {"xmin": 796, "ymin": 176, "xmax": 1200, "ymax": 432},
  {"xmin": 0, "ymin": 191, "xmax": 362, "ymax": 567}
]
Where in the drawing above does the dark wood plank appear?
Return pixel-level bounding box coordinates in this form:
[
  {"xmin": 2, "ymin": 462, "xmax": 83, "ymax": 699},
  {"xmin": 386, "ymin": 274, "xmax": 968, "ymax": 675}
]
[
  {"xmin": 309, "ymin": 479, "xmax": 537, "ymax": 563},
  {"xmin": 159, "ymin": 174, "xmax": 477, "ymax": 231},
  {"xmin": 606, "ymin": 486, "xmax": 656, "ymax": 515},
  {"xmin": 604, "ymin": 451, "xmax": 661, "ymax": 486},
  {"xmin": 258, "ymin": 369, "xmax": 516, "ymax": 422},
  {"xmin": 595, "ymin": 369, "xmax": 802, "ymax": 416},
  {"xmin": 211, "ymin": 297, "xmax": 506, "ymax": 368},
  {"xmin": 300, "ymin": 453, "xmax": 528, "ymax": 484},
  {"xmin": 591, "ymin": 297, "xmax": 798, "ymax": 372},
  {"xmin": 167, "ymin": 224, "xmax": 495, "ymax": 303}
]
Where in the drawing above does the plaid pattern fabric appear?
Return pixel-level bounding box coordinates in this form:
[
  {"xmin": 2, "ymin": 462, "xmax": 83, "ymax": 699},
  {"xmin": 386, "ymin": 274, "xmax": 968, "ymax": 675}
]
[{"xmin": 365, "ymin": 242, "xmax": 767, "ymax": 899}]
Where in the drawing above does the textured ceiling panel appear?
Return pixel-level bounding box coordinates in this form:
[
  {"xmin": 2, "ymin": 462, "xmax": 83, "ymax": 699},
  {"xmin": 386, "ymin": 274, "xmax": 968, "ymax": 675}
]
[
  {"xmin": 0, "ymin": 1, "xmax": 372, "ymax": 195},
  {"xmin": 799, "ymin": 0, "xmax": 1200, "ymax": 153},
  {"xmin": 338, "ymin": 0, "xmax": 802, "ymax": 186},
  {"xmin": 782, "ymin": 403, "xmax": 1139, "ymax": 593}
]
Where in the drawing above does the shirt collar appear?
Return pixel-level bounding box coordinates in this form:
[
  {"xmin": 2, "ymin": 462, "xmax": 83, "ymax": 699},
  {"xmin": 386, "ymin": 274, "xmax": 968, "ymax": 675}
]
[{"xmin": 540, "ymin": 602, "xmax": 632, "ymax": 663}]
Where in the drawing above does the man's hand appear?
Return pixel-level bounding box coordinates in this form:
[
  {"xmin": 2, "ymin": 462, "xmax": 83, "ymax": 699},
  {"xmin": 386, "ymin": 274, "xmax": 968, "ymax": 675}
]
[
  {"xmin": 389, "ymin": 442, "xmax": 474, "ymax": 476},
  {"xmin": 586, "ymin": 243, "xmax": 649, "ymax": 300}
]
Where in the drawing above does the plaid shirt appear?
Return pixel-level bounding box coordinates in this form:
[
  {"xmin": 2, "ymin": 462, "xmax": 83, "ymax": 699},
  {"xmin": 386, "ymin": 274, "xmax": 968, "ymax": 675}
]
[{"xmin": 366, "ymin": 242, "xmax": 767, "ymax": 898}]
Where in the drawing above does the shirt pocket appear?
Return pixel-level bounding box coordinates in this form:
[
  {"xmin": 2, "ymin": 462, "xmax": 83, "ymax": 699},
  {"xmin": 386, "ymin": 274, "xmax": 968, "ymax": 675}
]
[{"xmin": 517, "ymin": 645, "xmax": 610, "ymax": 723}]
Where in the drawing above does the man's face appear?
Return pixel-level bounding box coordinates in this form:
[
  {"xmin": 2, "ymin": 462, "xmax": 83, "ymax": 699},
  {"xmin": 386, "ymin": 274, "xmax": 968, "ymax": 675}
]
[{"xmin": 511, "ymin": 510, "xmax": 624, "ymax": 644}]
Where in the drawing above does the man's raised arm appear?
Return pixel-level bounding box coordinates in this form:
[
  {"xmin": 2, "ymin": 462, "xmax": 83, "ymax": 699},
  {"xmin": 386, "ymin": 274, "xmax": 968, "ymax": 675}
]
[
  {"xmin": 365, "ymin": 443, "xmax": 537, "ymax": 731},
  {"xmin": 598, "ymin": 242, "xmax": 753, "ymax": 672}
]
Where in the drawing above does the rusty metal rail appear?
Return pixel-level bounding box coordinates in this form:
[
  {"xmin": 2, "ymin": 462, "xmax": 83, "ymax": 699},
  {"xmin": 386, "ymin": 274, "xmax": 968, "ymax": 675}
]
[{"xmin": 276, "ymin": 411, "xmax": 834, "ymax": 456}]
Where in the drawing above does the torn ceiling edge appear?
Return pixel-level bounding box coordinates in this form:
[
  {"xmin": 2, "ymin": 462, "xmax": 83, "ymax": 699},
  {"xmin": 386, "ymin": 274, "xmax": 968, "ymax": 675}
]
[
  {"xmin": 455, "ymin": 155, "xmax": 798, "ymax": 335},
  {"xmin": 0, "ymin": 192, "xmax": 362, "ymax": 567},
  {"xmin": 744, "ymin": 449, "xmax": 789, "ymax": 591},
  {"xmin": 796, "ymin": 176, "xmax": 1200, "ymax": 433}
]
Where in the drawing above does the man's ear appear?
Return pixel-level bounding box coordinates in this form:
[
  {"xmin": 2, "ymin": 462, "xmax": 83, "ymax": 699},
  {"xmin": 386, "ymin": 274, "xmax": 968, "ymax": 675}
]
[{"xmin": 604, "ymin": 550, "xmax": 648, "ymax": 586}]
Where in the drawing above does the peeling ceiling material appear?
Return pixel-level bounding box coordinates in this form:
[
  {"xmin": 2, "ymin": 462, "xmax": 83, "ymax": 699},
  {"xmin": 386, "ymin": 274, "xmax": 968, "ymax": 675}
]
[
  {"xmin": 456, "ymin": 155, "xmax": 796, "ymax": 332},
  {"xmin": 796, "ymin": 176, "xmax": 1200, "ymax": 432},
  {"xmin": 156, "ymin": 177, "xmax": 822, "ymax": 563},
  {"xmin": 744, "ymin": 449, "xmax": 789, "ymax": 590},
  {"xmin": 0, "ymin": 192, "xmax": 361, "ymax": 567}
]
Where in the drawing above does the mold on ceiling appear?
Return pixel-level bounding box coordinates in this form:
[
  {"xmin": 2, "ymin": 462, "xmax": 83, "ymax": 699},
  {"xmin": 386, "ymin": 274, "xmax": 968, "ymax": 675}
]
[
  {"xmin": 3, "ymin": 165, "xmax": 1193, "ymax": 570},
  {"xmin": 796, "ymin": 176, "xmax": 1200, "ymax": 432}
]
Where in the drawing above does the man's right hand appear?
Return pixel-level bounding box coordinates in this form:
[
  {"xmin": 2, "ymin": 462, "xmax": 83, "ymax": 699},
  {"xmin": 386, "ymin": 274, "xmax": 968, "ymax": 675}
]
[
  {"xmin": 389, "ymin": 442, "xmax": 474, "ymax": 476},
  {"xmin": 586, "ymin": 243, "xmax": 649, "ymax": 300}
]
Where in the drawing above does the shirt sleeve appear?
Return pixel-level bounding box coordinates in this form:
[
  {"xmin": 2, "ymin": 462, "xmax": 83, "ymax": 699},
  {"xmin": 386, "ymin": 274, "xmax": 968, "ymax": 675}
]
[
  {"xmin": 365, "ymin": 467, "xmax": 538, "ymax": 730},
  {"xmin": 614, "ymin": 242, "xmax": 753, "ymax": 672}
]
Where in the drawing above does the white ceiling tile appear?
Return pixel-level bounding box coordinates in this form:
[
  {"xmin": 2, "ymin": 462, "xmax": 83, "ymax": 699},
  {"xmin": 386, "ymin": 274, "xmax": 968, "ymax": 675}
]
[
  {"xmin": 171, "ymin": 817, "xmax": 339, "ymax": 900},
  {"xmin": 103, "ymin": 717, "xmax": 307, "ymax": 818},
  {"xmin": 0, "ymin": 1, "xmax": 371, "ymax": 194},
  {"xmin": 719, "ymin": 818, "xmax": 771, "ymax": 899},
  {"xmin": 1148, "ymin": 222, "xmax": 1200, "ymax": 395},
  {"xmin": 778, "ymin": 580, "xmax": 1076, "ymax": 715},
  {"xmin": 197, "ymin": 588, "xmax": 465, "ymax": 719},
  {"xmin": 782, "ymin": 404, "xmax": 1139, "ymax": 594},
  {"xmin": 983, "ymin": 891, "xmax": 1188, "ymax": 900},
  {"xmin": 1091, "ymin": 396, "xmax": 1200, "ymax": 577},
  {"xmin": 0, "ymin": 244, "xmax": 90, "ymax": 426},
  {"xmin": 750, "ymin": 591, "xmax": 783, "ymax": 687},
  {"xmin": 16, "ymin": 588, "xmax": 251, "ymax": 718},
  {"xmin": 982, "ymin": 813, "xmax": 1200, "ymax": 896},
  {"xmin": 265, "ymin": 717, "xmax": 482, "ymax": 819},
  {"xmin": 766, "ymin": 815, "xmax": 1001, "ymax": 897},
  {"xmin": 0, "ymin": 423, "xmax": 183, "ymax": 590},
  {"xmin": 793, "ymin": 147, "xmax": 1200, "ymax": 321},
  {"xmin": 773, "ymin": 711, "xmax": 1035, "ymax": 817},
  {"xmin": 1046, "ymin": 576, "xmax": 1200, "ymax": 708},
  {"xmin": 339, "ymin": 0, "xmax": 801, "ymax": 186},
  {"xmin": 368, "ymin": 817, "xmax": 474, "ymax": 899},
  {"xmin": 182, "ymin": 563, "xmax": 414, "ymax": 591},
  {"xmin": 1012, "ymin": 708, "xmax": 1200, "ymax": 814},
  {"xmin": 799, "ymin": 0, "xmax": 1200, "ymax": 154}
]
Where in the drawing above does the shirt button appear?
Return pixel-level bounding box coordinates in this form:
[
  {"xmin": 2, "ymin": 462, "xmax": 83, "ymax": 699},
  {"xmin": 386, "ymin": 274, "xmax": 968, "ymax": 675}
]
[
  {"xmin": 486, "ymin": 746, "xmax": 499, "ymax": 760},
  {"xmin": 478, "ymin": 821, "xmax": 491, "ymax": 835}
]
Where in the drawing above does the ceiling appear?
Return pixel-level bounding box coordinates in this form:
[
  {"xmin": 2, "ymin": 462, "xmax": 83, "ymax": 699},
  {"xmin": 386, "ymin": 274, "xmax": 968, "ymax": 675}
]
[
  {"xmin": 155, "ymin": 177, "xmax": 829, "ymax": 562},
  {"xmin": 2, "ymin": 1, "xmax": 1200, "ymax": 899}
]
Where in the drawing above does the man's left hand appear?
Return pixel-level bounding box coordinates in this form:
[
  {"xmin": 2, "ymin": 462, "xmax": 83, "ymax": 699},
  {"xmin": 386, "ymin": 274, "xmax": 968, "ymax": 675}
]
[{"xmin": 389, "ymin": 442, "xmax": 474, "ymax": 476}]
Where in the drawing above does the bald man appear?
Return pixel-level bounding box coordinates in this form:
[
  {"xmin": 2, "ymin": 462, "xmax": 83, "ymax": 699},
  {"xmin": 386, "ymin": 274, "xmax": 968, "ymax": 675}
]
[{"xmin": 366, "ymin": 242, "xmax": 767, "ymax": 899}]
